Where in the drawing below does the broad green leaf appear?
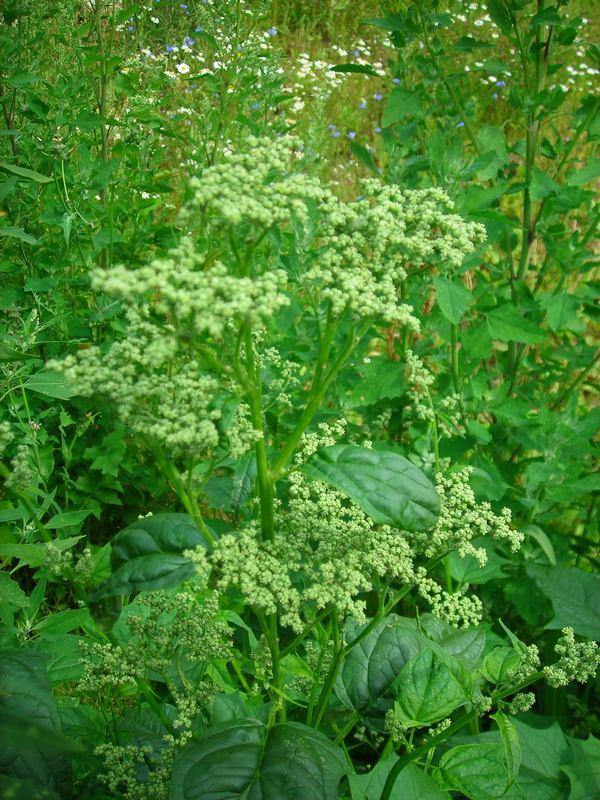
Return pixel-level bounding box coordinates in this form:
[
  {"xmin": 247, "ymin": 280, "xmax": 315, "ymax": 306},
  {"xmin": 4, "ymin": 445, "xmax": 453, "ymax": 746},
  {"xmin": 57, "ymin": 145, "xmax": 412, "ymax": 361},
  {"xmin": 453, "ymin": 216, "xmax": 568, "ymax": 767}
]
[
  {"xmin": 344, "ymin": 357, "xmax": 404, "ymax": 407},
  {"xmin": 45, "ymin": 510, "xmax": 92, "ymax": 530},
  {"xmin": 350, "ymin": 756, "xmax": 449, "ymax": 799},
  {"xmin": 392, "ymin": 649, "xmax": 468, "ymax": 726},
  {"xmin": 474, "ymin": 126, "xmax": 509, "ymax": 180},
  {"xmin": 437, "ymin": 743, "xmax": 510, "ymax": 799},
  {"xmin": 0, "ymin": 161, "xmax": 52, "ymax": 183},
  {"xmin": 539, "ymin": 292, "xmax": 581, "ymax": 332},
  {"xmin": 433, "ymin": 276, "xmax": 473, "ymax": 324},
  {"xmin": 0, "ymin": 775, "xmax": 63, "ymax": 800},
  {"xmin": 35, "ymin": 633, "xmax": 84, "ymax": 685},
  {"xmin": 522, "ymin": 524, "xmax": 556, "ymax": 565},
  {"xmin": 562, "ymin": 735, "xmax": 600, "ymax": 799},
  {"xmin": 530, "ymin": 167, "xmax": 559, "ymax": 201},
  {"xmin": 486, "ymin": 0, "xmax": 513, "ymax": 36},
  {"xmin": 330, "ymin": 63, "xmax": 380, "ymax": 77},
  {"xmin": 335, "ymin": 615, "xmax": 423, "ymax": 712},
  {"xmin": 482, "ymin": 646, "xmax": 521, "ymax": 684},
  {"xmin": 527, "ymin": 565, "xmax": 600, "ymax": 639},
  {"xmin": 492, "ymin": 712, "xmax": 521, "ymax": 787},
  {"xmin": 25, "ymin": 369, "xmax": 75, "ymax": 399},
  {"xmin": 33, "ymin": 608, "xmax": 93, "ymax": 636},
  {"xmin": 302, "ymin": 445, "xmax": 440, "ymax": 531},
  {"xmin": 566, "ymin": 158, "xmax": 600, "ymax": 187},
  {"xmin": 0, "ymin": 650, "xmax": 72, "ymax": 792},
  {"xmin": 512, "ymin": 718, "xmax": 569, "ymax": 799},
  {"xmin": 90, "ymin": 513, "xmax": 209, "ymax": 600},
  {"xmin": 0, "ymin": 174, "xmax": 19, "ymax": 202},
  {"xmin": 0, "ymin": 572, "xmax": 28, "ymax": 608},
  {"xmin": 419, "ymin": 616, "xmax": 486, "ymax": 670},
  {"xmin": 382, "ymin": 88, "xmax": 421, "ymax": 127},
  {"xmin": 487, "ymin": 305, "xmax": 546, "ymax": 344},
  {"xmin": 449, "ymin": 538, "xmax": 509, "ymax": 585},
  {"xmin": 0, "ymin": 537, "xmax": 82, "ymax": 568},
  {"xmin": 172, "ymin": 719, "xmax": 347, "ymax": 800},
  {"xmin": 0, "ymin": 226, "xmax": 40, "ymax": 245}
]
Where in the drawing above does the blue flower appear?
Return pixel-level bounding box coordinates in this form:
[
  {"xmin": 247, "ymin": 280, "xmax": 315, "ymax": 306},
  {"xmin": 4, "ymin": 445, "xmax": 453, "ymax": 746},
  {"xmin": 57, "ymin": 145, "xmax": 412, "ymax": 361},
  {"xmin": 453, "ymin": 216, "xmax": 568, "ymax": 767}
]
[
  {"xmin": 180, "ymin": 3, "xmax": 188, "ymax": 8},
  {"xmin": 359, "ymin": 99, "xmax": 367, "ymax": 109},
  {"xmin": 347, "ymin": 131, "xmax": 356, "ymax": 140},
  {"xmin": 195, "ymin": 26, "xmax": 204, "ymax": 32},
  {"xmin": 375, "ymin": 126, "xmax": 382, "ymax": 133},
  {"xmin": 496, "ymin": 79, "xmax": 507, "ymax": 87},
  {"xmin": 392, "ymin": 78, "xmax": 401, "ymax": 85},
  {"xmin": 456, "ymin": 121, "xmax": 465, "ymax": 127},
  {"xmin": 327, "ymin": 123, "xmax": 337, "ymax": 130},
  {"xmin": 167, "ymin": 45, "xmax": 175, "ymax": 53},
  {"xmin": 492, "ymin": 92, "xmax": 499, "ymax": 100},
  {"xmin": 127, "ymin": 24, "xmax": 134, "ymax": 32},
  {"xmin": 353, "ymin": 49, "xmax": 361, "ymax": 56},
  {"xmin": 183, "ymin": 36, "xmax": 195, "ymax": 46},
  {"xmin": 374, "ymin": 92, "xmax": 383, "ymax": 101},
  {"xmin": 267, "ymin": 27, "xmax": 278, "ymax": 37},
  {"xmin": 331, "ymin": 130, "xmax": 341, "ymax": 138}
]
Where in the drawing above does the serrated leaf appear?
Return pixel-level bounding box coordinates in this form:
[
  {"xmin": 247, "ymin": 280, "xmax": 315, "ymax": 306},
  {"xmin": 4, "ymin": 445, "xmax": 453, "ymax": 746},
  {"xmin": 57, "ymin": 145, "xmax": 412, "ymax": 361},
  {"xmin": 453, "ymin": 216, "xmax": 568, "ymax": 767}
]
[
  {"xmin": 90, "ymin": 513, "xmax": 209, "ymax": 600},
  {"xmin": 527, "ymin": 565, "xmax": 600, "ymax": 639},
  {"xmin": 487, "ymin": 305, "xmax": 546, "ymax": 344},
  {"xmin": 301, "ymin": 445, "xmax": 440, "ymax": 531},
  {"xmin": 539, "ymin": 292, "xmax": 581, "ymax": 332},
  {"xmin": 382, "ymin": 88, "xmax": 421, "ymax": 126},
  {"xmin": 433, "ymin": 276, "xmax": 473, "ymax": 324},
  {"xmin": 24, "ymin": 369, "xmax": 75, "ymax": 399},
  {"xmin": 0, "ymin": 572, "xmax": 28, "ymax": 608},
  {"xmin": 172, "ymin": 719, "xmax": 347, "ymax": 800},
  {"xmin": 0, "ymin": 226, "xmax": 40, "ymax": 245},
  {"xmin": 392, "ymin": 649, "xmax": 468, "ymax": 726}
]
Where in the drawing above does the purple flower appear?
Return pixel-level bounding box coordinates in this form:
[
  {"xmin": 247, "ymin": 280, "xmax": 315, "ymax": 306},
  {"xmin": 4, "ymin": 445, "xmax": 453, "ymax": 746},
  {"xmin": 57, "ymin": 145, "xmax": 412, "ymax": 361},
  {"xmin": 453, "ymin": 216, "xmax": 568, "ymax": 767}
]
[
  {"xmin": 167, "ymin": 45, "xmax": 175, "ymax": 53},
  {"xmin": 392, "ymin": 78, "xmax": 401, "ymax": 85},
  {"xmin": 374, "ymin": 92, "xmax": 383, "ymax": 101},
  {"xmin": 331, "ymin": 130, "xmax": 341, "ymax": 138},
  {"xmin": 496, "ymin": 79, "xmax": 506, "ymax": 87},
  {"xmin": 375, "ymin": 126, "xmax": 382, "ymax": 133},
  {"xmin": 359, "ymin": 99, "xmax": 367, "ymax": 109},
  {"xmin": 183, "ymin": 36, "xmax": 195, "ymax": 46},
  {"xmin": 347, "ymin": 131, "xmax": 356, "ymax": 140},
  {"xmin": 456, "ymin": 121, "xmax": 465, "ymax": 127},
  {"xmin": 267, "ymin": 27, "xmax": 278, "ymax": 37}
]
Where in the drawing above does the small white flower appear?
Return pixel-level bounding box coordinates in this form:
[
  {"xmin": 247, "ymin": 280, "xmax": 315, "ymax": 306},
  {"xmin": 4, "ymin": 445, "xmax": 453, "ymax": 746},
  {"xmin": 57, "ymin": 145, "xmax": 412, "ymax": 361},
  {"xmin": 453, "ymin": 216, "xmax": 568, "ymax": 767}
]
[{"xmin": 176, "ymin": 62, "xmax": 190, "ymax": 75}]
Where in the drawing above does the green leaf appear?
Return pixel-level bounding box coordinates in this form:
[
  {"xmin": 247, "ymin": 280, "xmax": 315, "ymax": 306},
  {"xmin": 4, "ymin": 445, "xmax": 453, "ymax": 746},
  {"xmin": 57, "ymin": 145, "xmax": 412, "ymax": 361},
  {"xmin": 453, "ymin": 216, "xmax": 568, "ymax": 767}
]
[
  {"xmin": 0, "ymin": 775, "xmax": 63, "ymax": 800},
  {"xmin": 330, "ymin": 63, "xmax": 380, "ymax": 77},
  {"xmin": 487, "ymin": 305, "xmax": 547, "ymax": 344},
  {"xmin": 437, "ymin": 743, "xmax": 510, "ymax": 799},
  {"xmin": 24, "ymin": 369, "xmax": 75, "ymax": 399},
  {"xmin": 0, "ymin": 539, "xmax": 82, "ymax": 568},
  {"xmin": 566, "ymin": 158, "xmax": 600, "ymax": 187},
  {"xmin": 530, "ymin": 167, "xmax": 560, "ymax": 201},
  {"xmin": 539, "ymin": 292, "xmax": 581, "ymax": 332},
  {"xmin": 0, "ymin": 161, "xmax": 52, "ymax": 183},
  {"xmin": 0, "ymin": 572, "xmax": 28, "ymax": 608},
  {"xmin": 0, "ymin": 174, "xmax": 19, "ymax": 202},
  {"xmin": 562, "ymin": 735, "xmax": 600, "ymax": 800},
  {"xmin": 449, "ymin": 538, "xmax": 509, "ymax": 585},
  {"xmin": 172, "ymin": 719, "xmax": 347, "ymax": 800},
  {"xmin": 433, "ymin": 276, "xmax": 473, "ymax": 324},
  {"xmin": 419, "ymin": 616, "xmax": 486, "ymax": 671},
  {"xmin": 45, "ymin": 510, "xmax": 92, "ymax": 530},
  {"xmin": 0, "ymin": 650, "xmax": 72, "ymax": 792},
  {"xmin": 512, "ymin": 717, "xmax": 569, "ymax": 799},
  {"xmin": 350, "ymin": 756, "xmax": 449, "ymax": 799},
  {"xmin": 482, "ymin": 646, "xmax": 521, "ymax": 684},
  {"xmin": 335, "ymin": 615, "xmax": 423, "ymax": 712},
  {"xmin": 527, "ymin": 565, "xmax": 600, "ymax": 639},
  {"xmin": 90, "ymin": 513, "xmax": 209, "ymax": 600},
  {"xmin": 492, "ymin": 712, "xmax": 521, "ymax": 787},
  {"xmin": 0, "ymin": 226, "xmax": 40, "ymax": 245},
  {"xmin": 486, "ymin": 0, "xmax": 513, "ymax": 36},
  {"xmin": 301, "ymin": 445, "xmax": 440, "ymax": 531},
  {"xmin": 382, "ymin": 88, "xmax": 421, "ymax": 127},
  {"xmin": 522, "ymin": 524, "xmax": 556, "ymax": 566},
  {"xmin": 392, "ymin": 649, "xmax": 468, "ymax": 726},
  {"xmin": 344, "ymin": 357, "xmax": 404, "ymax": 407}
]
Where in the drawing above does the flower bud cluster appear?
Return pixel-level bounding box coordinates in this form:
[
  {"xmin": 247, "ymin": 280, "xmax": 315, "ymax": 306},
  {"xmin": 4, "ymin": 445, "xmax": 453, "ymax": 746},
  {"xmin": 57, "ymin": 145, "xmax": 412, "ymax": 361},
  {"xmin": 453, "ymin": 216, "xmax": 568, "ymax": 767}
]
[{"xmin": 544, "ymin": 627, "xmax": 600, "ymax": 688}]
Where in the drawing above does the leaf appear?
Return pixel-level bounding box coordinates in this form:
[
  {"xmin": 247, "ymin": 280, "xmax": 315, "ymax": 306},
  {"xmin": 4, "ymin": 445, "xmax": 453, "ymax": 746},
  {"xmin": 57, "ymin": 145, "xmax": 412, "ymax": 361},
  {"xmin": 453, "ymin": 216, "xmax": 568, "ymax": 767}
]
[
  {"xmin": 487, "ymin": 305, "xmax": 547, "ymax": 344},
  {"xmin": 0, "ymin": 775, "xmax": 63, "ymax": 800},
  {"xmin": 382, "ymin": 88, "xmax": 421, "ymax": 127},
  {"xmin": 530, "ymin": 167, "xmax": 560, "ymax": 201},
  {"xmin": 172, "ymin": 719, "xmax": 347, "ymax": 800},
  {"xmin": 0, "ymin": 226, "xmax": 40, "ymax": 245},
  {"xmin": 90, "ymin": 513, "xmax": 209, "ymax": 600},
  {"xmin": 512, "ymin": 717, "xmax": 569, "ymax": 799},
  {"xmin": 473, "ymin": 126, "xmax": 509, "ymax": 180},
  {"xmin": 0, "ymin": 572, "xmax": 28, "ymax": 608},
  {"xmin": 0, "ymin": 174, "xmax": 19, "ymax": 202},
  {"xmin": 433, "ymin": 276, "xmax": 473, "ymax": 324},
  {"xmin": 419, "ymin": 616, "xmax": 486, "ymax": 670},
  {"xmin": 231, "ymin": 453, "xmax": 256, "ymax": 514},
  {"xmin": 437, "ymin": 743, "xmax": 511, "ymax": 799},
  {"xmin": 344, "ymin": 357, "xmax": 404, "ymax": 407},
  {"xmin": 335, "ymin": 615, "xmax": 423, "ymax": 712},
  {"xmin": 0, "ymin": 650, "xmax": 72, "ymax": 792},
  {"xmin": 301, "ymin": 445, "xmax": 440, "ymax": 531},
  {"xmin": 24, "ymin": 369, "xmax": 75, "ymax": 399},
  {"xmin": 566, "ymin": 158, "xmax": 600, "ymax": 187},
  {"xmin": 0, "ymin": 161, "xmax": 52, "ymax": 183},
  {"xmin": 562, "ymin": 735, "xmax": 600, "ymax": 800},
  {"xmin": 392, "ymin": 649, "xmax": 468, "ymax": 726},
  {"xmin": 522, "ymin": 524, "xmax": 556, "ymax": 566},
  {"xmin": 330, "ymin": 63, "xmax": 380, "ymax": 77},
  {"xmin": 486, "ymin": 0, "xmax": 513, "ymax": 36},
  {"xmin": 449, "ymin": 538, "xmax": 509, "ymax": 585},
  {"xmin": 350, "ymin": 756, "xmax": 449, "ymax": 799},
  {"xmin": 45, "ymin": 510, "xmax": 92, "ymax": 530},
  {"xmin": 492, "ymin": 712, "xmax": 521, "ymax": 787},
  {"xmin": 539, "ymin": 292, "xmax": 581, "ymax": 333},
  {"xmin": 527, "ymin": 565, "xmax": 600, "ymax": 639}
]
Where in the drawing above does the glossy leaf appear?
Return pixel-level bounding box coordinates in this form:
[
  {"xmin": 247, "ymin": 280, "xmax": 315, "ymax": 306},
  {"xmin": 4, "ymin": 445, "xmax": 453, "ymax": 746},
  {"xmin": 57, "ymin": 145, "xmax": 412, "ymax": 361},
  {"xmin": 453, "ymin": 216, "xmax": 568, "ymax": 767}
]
[
  {"xmin": 437, "ymin": 743, "xmax": 510, "ymax": 799},
  {"xmin": 302, "ymin": 445, "xmax": 440, "ymax": 531},
  {"xmin": 91, "ymin": 513, "xmax": 209, "ymax": 600},
  {"xmin": 172, "ymin": 719, "xmax": 347, "ymax": 800},
  {"xmin": 392, "ymin": 649, "xmax": 468, "ymax": 726},
  {"xmin": 350, "ymin": 756, "xmax": 449, "ymax": 799},
  {"xmin": 492, "ymin": 712, "xmax": 521, "ymax": 787}
]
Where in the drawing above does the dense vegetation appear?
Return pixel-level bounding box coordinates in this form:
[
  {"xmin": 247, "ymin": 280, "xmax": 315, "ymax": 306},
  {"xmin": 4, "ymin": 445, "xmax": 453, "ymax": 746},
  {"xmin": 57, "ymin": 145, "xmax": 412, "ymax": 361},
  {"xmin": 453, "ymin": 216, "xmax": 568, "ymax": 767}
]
[{"xmin": 0, "ymin": 1, "xmax": 598, "ymax": 797}]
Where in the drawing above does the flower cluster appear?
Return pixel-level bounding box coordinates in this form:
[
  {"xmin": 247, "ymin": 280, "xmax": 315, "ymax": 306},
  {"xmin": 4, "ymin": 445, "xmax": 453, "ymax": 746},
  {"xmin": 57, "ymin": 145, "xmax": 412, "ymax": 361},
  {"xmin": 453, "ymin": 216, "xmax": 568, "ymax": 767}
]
[{"xmin": 544, "ymin": 628, "xmax": 600, "ymax": 688}]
